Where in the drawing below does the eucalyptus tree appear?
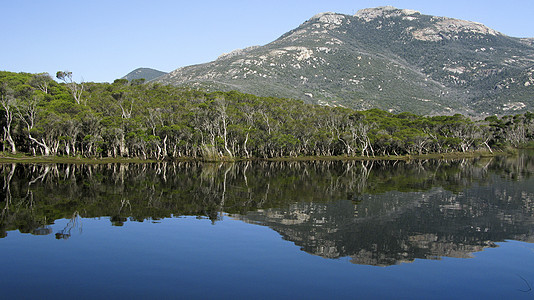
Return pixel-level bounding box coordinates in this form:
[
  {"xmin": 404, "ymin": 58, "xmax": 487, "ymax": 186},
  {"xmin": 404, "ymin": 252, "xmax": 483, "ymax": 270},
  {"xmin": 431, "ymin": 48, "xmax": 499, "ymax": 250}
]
[
  {"xmin": 0, "ymin": 84, "xmax": 17, "ymax": 154},
  {"xmin": 56, "ymin": 71, "xmax": 84, "ymax": 104},
  {"xmin": 215, "ymin": 96, "xmax": 233, "ymax": 158},
  {"xmin": 16, "ymin": 96, "xmax": 53, "ymax": 156},
  {"xmin": 29, "ymin": 73, "xmax": 53, "ymax": 94}
]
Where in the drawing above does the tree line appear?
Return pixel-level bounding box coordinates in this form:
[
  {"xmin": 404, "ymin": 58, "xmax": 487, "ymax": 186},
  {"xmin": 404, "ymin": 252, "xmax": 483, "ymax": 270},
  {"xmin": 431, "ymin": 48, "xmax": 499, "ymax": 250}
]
[{"xmin": 1, "ymin": 70, "xmax": 533, "ymax": 160}]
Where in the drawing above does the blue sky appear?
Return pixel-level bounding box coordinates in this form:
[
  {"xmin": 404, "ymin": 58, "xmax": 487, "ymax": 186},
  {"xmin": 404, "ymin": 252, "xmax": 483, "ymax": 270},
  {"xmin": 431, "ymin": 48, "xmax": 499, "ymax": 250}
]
[{"xmin": 2, "ymin": 0, "xmax": 533, "ymax": 83}]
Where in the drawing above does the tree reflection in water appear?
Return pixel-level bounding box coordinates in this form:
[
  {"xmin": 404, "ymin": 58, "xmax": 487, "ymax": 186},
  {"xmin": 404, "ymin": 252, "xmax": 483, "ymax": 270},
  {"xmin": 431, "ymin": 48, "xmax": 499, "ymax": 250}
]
[{"xmin": 1, "ymin": 152, "xmax": 534, "ymax": 265}]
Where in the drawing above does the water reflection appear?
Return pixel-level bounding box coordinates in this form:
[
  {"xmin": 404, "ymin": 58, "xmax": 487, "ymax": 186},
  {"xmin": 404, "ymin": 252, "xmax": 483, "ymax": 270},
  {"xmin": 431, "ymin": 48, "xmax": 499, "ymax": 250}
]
[
  {"xmin": 236, "ymin": 186, "xmax": 534, "ymax": 266},
  {"xmin": 1, "ymin": 153, "xmax": 534, "ymax": 265}
]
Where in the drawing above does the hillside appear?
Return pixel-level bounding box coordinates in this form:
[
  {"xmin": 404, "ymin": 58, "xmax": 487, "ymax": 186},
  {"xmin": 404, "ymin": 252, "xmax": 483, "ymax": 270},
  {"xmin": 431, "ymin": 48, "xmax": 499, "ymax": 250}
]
[
  {"xmin": 122, "ymin": 67, "xmax": 167, "ymax": 81},
  {"xmin": 155, "ymin": 6, "xmax": 534, "ymax": 115}
]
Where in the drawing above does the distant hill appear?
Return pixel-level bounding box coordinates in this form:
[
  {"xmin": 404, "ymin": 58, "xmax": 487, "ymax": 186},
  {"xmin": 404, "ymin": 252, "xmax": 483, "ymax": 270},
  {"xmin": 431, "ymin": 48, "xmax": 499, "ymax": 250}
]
[
  {"xmin": 155, "ymin": 6, "xmax": 534, "ymax": 115},
  {"xmin": 122, "ymin": 68, "xmax": 167, "ymax": 81}
]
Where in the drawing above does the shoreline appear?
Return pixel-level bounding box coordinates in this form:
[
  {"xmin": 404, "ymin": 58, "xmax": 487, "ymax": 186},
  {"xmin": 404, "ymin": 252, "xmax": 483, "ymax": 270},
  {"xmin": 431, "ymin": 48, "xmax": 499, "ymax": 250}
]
[
  {"xmin": 264, "ymin": 151, "xmax": 504, "ymax": 162},
  {"xmin": 0, "ymin": 150, "xmax": 512, "ymax": 164}
]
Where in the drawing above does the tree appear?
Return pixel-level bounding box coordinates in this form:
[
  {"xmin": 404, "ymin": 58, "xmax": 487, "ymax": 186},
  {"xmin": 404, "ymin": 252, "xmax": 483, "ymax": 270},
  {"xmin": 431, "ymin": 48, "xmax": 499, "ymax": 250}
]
[
  {"xmin": 215, "ymin": 96, "xmax": 233, "ymax": 158},
  {"xmin": 56, "ymin": 71, "xmax": 84, "ymax": 104},
  {"xmin": 17, "ymin": 95, "xmax": 53, "ymax": 156},
  {"xmin": 0, "ymin": 71, "xmax": 531, "ymax": 160},
  {"xmin": 0, "ymin": 84, "xmax": 18, "ymax": 154},
  {"xmin": 29, "ymin": 73, "xmax": 53, "ymax": 94}
]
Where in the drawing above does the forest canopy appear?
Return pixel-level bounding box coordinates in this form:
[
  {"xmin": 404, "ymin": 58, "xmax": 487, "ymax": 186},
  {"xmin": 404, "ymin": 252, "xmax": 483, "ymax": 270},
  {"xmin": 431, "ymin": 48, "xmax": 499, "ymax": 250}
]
[{"xmin": 1, "ymin": 70, "xmax": 533, "ymax": 160}]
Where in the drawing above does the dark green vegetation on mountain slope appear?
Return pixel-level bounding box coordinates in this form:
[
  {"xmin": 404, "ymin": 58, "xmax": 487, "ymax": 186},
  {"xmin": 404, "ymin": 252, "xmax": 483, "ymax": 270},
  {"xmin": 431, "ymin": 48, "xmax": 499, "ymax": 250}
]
[
  {"xmin": 121, "ymin": 67, "xmax": 167, "ymax": 82},
  {"xmin": 1, "ymin": 70, "xmax": 533, "ymax": 160},
  {"xmin": 154, "ymin": 7, "xmax": 534, "ymax": 115}
]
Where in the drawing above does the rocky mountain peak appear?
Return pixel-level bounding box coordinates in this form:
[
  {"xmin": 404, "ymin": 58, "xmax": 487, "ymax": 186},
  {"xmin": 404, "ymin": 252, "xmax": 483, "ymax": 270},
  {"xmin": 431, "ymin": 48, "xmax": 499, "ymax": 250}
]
[
  {"xmin": 410, "ymin": 17, "xmax": 501, "ymax": 41},
  {"xmin": 355, "ymin": 6, "xmax": 420, "ymax": 22},
  {"xmin": 355, "ymin": 6, "xmax": 501, "ymax": 41},
  {"xmin": 309, "ymin": 12, "xmax": 347, "ymax": 24},
  {"xmin": 306, "ymin": 12, "xmax": 351, "ymax": 31},
  {"xmin": 155, "ymin": 7, "xmax": 534, "ymax": 115}
]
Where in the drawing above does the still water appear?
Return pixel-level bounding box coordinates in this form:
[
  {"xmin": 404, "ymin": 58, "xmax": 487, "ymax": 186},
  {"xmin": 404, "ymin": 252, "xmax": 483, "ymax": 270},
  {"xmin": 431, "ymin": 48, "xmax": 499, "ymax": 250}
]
[{"xmin": 1, "ymin": 154, "xmax": 534, "ymax": 299}]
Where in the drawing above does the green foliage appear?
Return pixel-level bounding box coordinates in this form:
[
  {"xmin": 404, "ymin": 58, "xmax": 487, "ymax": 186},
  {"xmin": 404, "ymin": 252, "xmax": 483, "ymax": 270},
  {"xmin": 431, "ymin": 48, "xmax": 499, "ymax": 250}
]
[{"xmin": 1, "ymin": 71, "xmax": 533, "ymax": 159}]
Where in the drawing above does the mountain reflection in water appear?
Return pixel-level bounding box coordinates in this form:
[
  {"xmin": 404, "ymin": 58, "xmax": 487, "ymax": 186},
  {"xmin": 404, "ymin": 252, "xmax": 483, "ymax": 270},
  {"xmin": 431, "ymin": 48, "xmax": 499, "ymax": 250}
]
[{"xmin": 1, "ymin": 153, "xmax": 534, "ymax": 266}]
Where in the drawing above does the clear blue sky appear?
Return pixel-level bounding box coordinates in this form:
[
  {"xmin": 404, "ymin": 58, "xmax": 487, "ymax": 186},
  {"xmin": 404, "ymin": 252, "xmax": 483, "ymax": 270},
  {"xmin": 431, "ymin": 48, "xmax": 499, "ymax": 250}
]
[{"xmin": 3, "ymin": 0, "xmax": 533, "ymax": 83}]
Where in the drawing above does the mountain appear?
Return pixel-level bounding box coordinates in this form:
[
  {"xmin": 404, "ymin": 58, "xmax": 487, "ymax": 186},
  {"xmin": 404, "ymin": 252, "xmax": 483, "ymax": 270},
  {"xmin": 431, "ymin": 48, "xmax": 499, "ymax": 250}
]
[
  {"xmin": 155, "ymin": 6, "xmax": 534, "ymax": 115},
  {"xmin": 122, "ymin": 67, "xmax": 167, "ymax": 81}
]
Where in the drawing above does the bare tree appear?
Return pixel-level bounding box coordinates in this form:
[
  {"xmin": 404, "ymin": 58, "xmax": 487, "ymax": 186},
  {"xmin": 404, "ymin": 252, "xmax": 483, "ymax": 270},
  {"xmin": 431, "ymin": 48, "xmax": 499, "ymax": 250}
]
[
  {"xmin": 0, "ymin": 84, "xmax": 18, "ymax": 153},
  {"xmin": 215, "ymin": 97, "xmax": 233, "ymax": 158}
]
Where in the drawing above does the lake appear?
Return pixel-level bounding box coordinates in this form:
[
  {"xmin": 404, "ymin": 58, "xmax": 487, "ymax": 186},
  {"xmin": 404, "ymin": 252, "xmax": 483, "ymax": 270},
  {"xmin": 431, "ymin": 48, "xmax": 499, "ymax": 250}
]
[{"xmin": 1, "ymin": 153, "xmax": 534, "ymax": 299}]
